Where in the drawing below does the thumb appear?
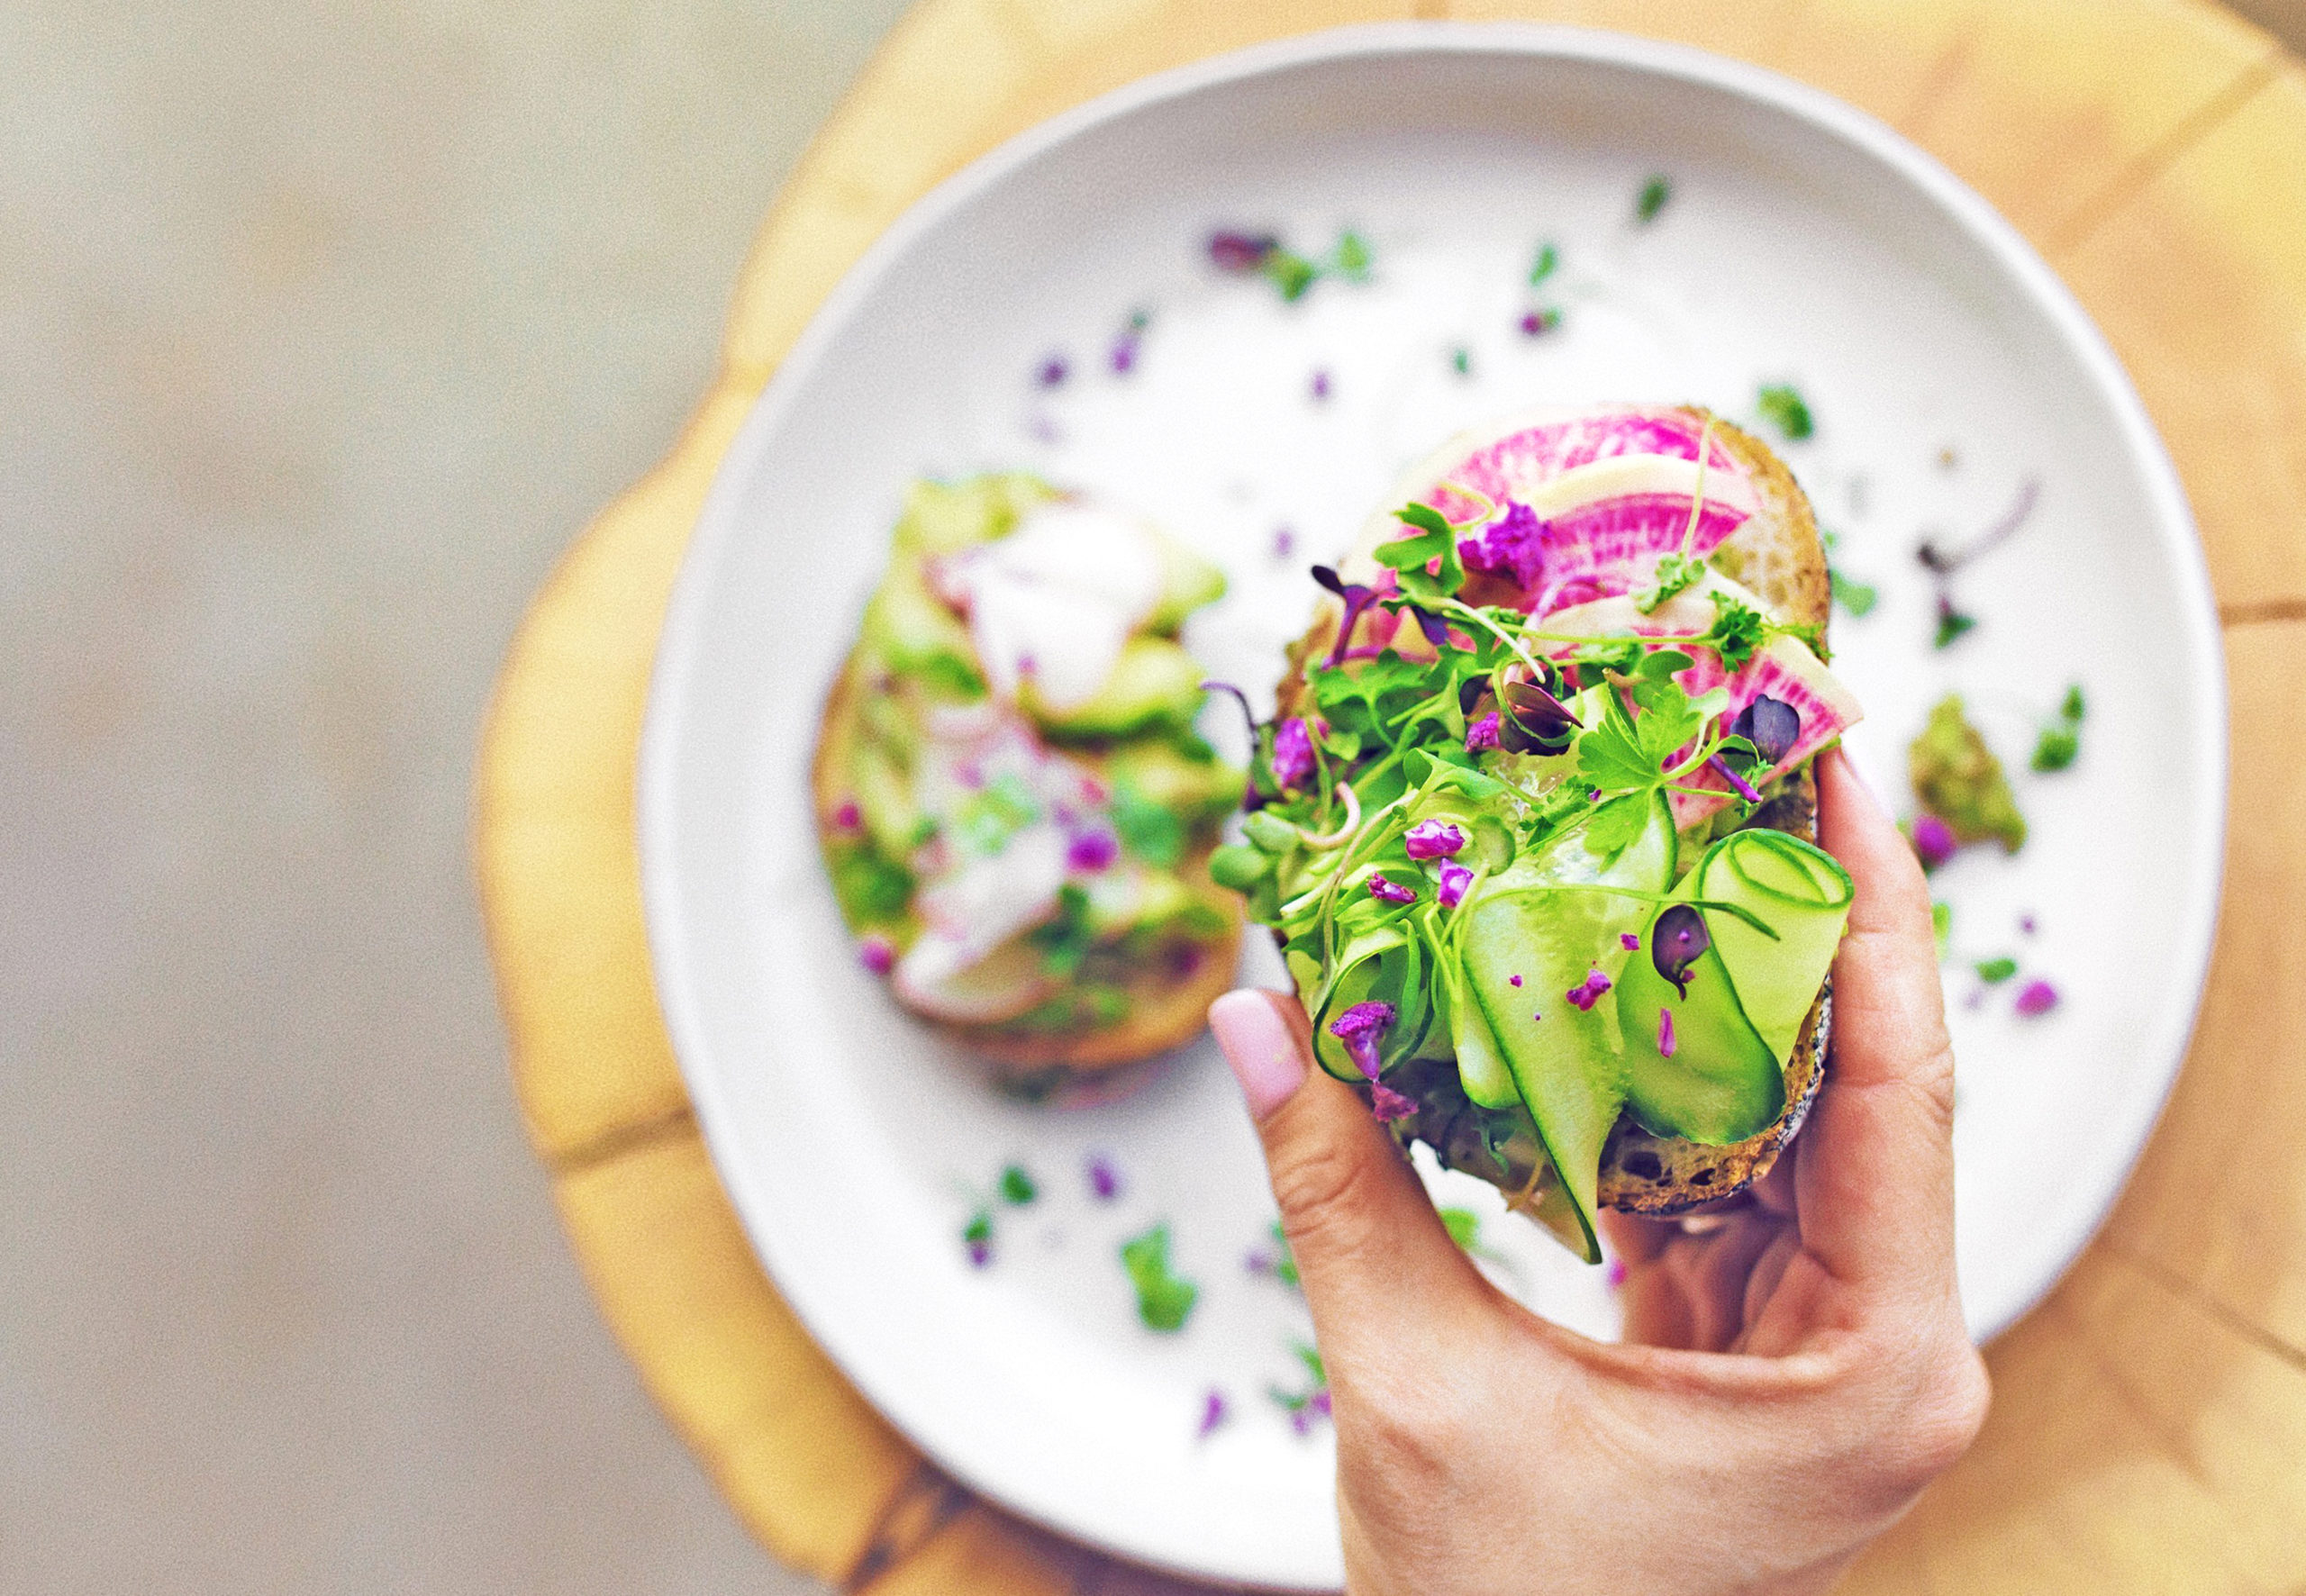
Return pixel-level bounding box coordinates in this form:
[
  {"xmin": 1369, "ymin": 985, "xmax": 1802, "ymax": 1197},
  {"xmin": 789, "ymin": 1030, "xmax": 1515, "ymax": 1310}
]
[{"xmin": 1208, "ymin": 989, "xmax": 1490, "ymax": 1365}]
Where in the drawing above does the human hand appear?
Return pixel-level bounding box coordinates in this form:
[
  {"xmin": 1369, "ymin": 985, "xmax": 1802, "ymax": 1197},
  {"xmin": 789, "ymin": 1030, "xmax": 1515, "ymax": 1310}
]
[{"xmin": 1207, "ymin": 748, "xmax": 1988, "ymax": 1596}]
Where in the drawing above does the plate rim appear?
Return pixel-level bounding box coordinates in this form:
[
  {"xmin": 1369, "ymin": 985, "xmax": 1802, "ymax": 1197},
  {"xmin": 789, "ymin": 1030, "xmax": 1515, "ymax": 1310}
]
[{"xmin": 639, "ymin": 18, "xmax": 2229, "ymax": 1586}]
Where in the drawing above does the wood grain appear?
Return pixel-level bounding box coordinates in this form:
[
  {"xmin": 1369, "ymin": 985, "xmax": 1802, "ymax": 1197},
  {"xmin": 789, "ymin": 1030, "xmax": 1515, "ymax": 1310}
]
[{"xmin": 476, "ymin": 1, "xmax": 2306, "ymax": 1589}]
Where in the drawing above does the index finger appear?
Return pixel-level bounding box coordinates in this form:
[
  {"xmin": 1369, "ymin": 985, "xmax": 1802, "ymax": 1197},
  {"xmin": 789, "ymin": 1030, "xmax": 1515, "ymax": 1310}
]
[{"xmin": 1798, "ymin": 748, "xmax": 1966, "ymax": 1322}]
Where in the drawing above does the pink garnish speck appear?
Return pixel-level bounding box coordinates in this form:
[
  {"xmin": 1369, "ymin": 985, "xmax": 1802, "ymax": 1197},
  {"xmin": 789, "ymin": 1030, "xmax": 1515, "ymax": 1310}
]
[
  {"xmin": 858, "ymin": 935, "xmax": 895, "ymax": 975},
  {"xmin": 1067, "ymin": 830, "xmax": 1120, "ymax": 873},
  {"xmin": 1366, "ymin": 872, "xmax": 1418, "ymax": 905},
  {"xmin": 1911, "ymin": 813, "xmax": 1957, "ymax": 871},
  {"xmin": 1403, "ymin": 820, "xmax": 1466, "ymax": 860},
  {"xmin": 1038, "ymin": 355, "xmax": 1068, "ymax": 388},
  {"xmin": 1509, "ymin": 974, "xmax": 1522, "ymax": 988},
  {"xmin": 1606, "ymin": 1259, "xmax": 1629, "ymax": 1290},
  {"xmin": 1272, "ymin": 526, "xmax": 1296, "ymax": 560},
  {"xmin": 1658, "ymin": 1007, "xmax": 1677, "ymax": 1058},
  {"xmin": 1086, "ymin": 1154, "xmax": 1121, "ymax": 1202},
  {"xmin": 1621, "ymin": 931, "xmax": 1641, "ymax": 951},
  {"xmin": 1310, "ymin": 369, "xmax": 1332, "ymax": 401},
  {"xmin": 1565, "ymin": 969, "xmax": 1613, "ymax": 1011},
  {"xmin": 1198, "ymin": 1389, "xmax": 1230, "ymax": 1437},
  {"xmin": 1369, "ymin": 1082, "xmax": 1418, "ymax": 1122},
  {"xmin": 2015, "ymin": 979, "xmax": 2060, "ymax": 1018},
  {"xmin": 833, "ymin": 800, "xmax": 862, "ymax": 831},
  {"xmin": 967, "ymin": 1240, "xmax": 992, "ymax": 1268},
  {"xmin": 2020, "ymin": 914, "xmax": 2038, "ymax": 935}
]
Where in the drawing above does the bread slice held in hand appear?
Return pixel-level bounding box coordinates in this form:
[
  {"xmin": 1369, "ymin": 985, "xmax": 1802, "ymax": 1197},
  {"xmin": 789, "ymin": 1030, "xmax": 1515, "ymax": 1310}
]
[{"xmin": 1221, "ymin": 404, "xmax": 1861, "ymax": 1256}]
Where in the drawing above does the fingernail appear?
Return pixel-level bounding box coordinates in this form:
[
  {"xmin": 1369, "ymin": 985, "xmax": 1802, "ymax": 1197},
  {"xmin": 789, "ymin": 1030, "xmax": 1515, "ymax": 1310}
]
[{"xmin": 1209, "ymin": 989, "xmax": 1308, "ymax": 1120}]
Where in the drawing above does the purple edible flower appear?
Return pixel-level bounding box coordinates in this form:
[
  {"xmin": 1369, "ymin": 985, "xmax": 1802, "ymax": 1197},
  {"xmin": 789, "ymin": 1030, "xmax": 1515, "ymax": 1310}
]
[
  {"xmin": 1310, "ymin": 369, "xmax": 1332, "ymax": 401},
  {"xmin": 2015, "ymin": 979, "xmax": 2060, "ymax": 1018},
  {"xmin": 2020, "ymin": 914, "xmax": 2038, "ymax": 935},
  {"xmin": 1208, "ymin": 230, "xmax": 1277, "ymax": 273},
  {"xmin": 1911, "ymin": 813, "xmax": 1957, "ymax": 871},
  {"xmin": 1621, "ymin": 931, "xmax": 1641, "ymax": 951},
  {"xmin": 858, "ymin": 935, "xmax": 895, "ymax": 975},
  {"xmin": 1198, "ymin": 1388, "xmax": 1230, "ymax": 1437},
  {"xmin": 1369, "ymin": 1081, "xmax": 1418, "ymax": 1122},
  {"xmin": 1067, "ymin": 829, "xmax": 1119, "ymax": 872},
  {"xmin": 1565, "ymin": 968, "xmax": 1613, "ymax": 1011},
  {"xmin": 967, "ymin": 1240, "xmax": 991, "ymax": 1268},
  {"xmin": 1273, "ymin": 525, "xmax": 1295, "ymax": 560},
  {"xmin": 1327, "ymin": 1001, "xmax": 1396, "ymax": 1080},
  {"xmin": 1086, "ymin": 1153, "xmax": 1121, "ymax": 1202},
  {"xmin": 1509, "ymin": 975, "xmax": 1522, "ymax": 988},
  {"xmin": 1652, "ymin": 905, "xmax": 1710, "ymax": 998},
  {"xmin": 1110, "ymin": 333, "xmax": 1140, "ymax": 375},
  {"xmin": 1366, "ymin": 872, "xmax": 1418, "ymax": 905},
  {"xmin": 1466, "ymin": 712, "xmax": 1502, "ymax": 753},
  {"xmin": 1657, "ymin": 1007, "xmax": 1677, "ymax": 1058},
  {"xmin": 1436, "ymin": 860, "xmax": 1473, "ymax": 910},
  {"xmin": 1037, "ymin": 355, "xmax": 1068, "ymax": 388},
  {"xmin": 1403, "ymin": 820, "xmax": 1466, "ymax": 860},
  {"xmin": 1271, "ymin": 717, "xmax": 1315, "ymax": 792},
  {"xmin": 1730, "ymin": 694, "xmax": 1803, "ymax": 766},
  {"xmin": 1457, "ymin": 500, "xmax": 1548, "ymax": 592}
]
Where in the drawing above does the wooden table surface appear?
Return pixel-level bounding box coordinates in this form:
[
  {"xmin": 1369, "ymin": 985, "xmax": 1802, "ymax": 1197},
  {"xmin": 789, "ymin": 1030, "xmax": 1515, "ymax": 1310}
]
[{"xmin": 475, "ymin": 2, "xmax": 2306, "ymax": 1589}]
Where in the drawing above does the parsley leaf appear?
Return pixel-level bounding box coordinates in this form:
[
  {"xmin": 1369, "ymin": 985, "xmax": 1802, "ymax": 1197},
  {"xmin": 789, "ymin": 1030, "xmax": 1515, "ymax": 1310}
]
[
  {"xmin": 999, "ymin": 1164, "xmax": 1038, "ymax": 1205},
  {"xmin": 1757, "ymin": 384, "xmax": 1814, "ymax": 440},
  {"xmin": 1932, "ymin": 601, "xmax": 1976, "ymax": 649},
  {"xmin": 1633, "ymin": 550, "xmax": 1707, "ymax": 613},
  {"xmin": 1121, "ymin": 1224, "xmax": 1200, "ymax": 1332},
  {"xmin": 1374, "ymin": 502, "xmax": 1466, "ymax": 602},
  {"xmin": 1709, "ymin": 594, "xmax": 1767, "ymax": 671},
  {"xmin": 2030, "ymin": 726, "xmax": 2079, "ymax": 772}
]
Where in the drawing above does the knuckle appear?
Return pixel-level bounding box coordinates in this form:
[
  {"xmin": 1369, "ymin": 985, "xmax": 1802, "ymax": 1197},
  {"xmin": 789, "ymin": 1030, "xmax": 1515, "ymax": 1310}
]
[
  {"xmin": 1880, "ymin": 1340, "xmax": 1992, "ymax": 1489},
  {"xmin": 1268, "ymin": 1136, "xmax": 1388, "ymax": 1267}
]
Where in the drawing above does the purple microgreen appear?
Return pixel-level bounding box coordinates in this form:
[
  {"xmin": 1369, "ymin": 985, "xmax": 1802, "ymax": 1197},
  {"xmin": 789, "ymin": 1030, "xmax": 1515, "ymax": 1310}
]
[
  {"xmin": 1651, "ymin": 904, "xmax": 1710, "ymax": 998},
  {"xmin": 1037, "ymin": 355, "xmax": 1069, "ymax": 388},
  {"xmin": 1757, "ymin": 383, "xmax": 1813, "ymax": 441},
  {"xmin": 1636, "ymin": 174, "xmax": 1672, "ymax": 223},
  {"xmin": 1369, "ymin": 1081, "xmax": 1418, "ymax": 1122},
  {"xmin": 1707, "ymin": 753, "xmax": 1763, "ymax": 804},
  {"xmin": 1403, "ymin": 820, "xmax": 1466, "ymax": 860},
  {"xmin": 1197, "ymin": 1389, "xmax": 1230, "ymax": 1438},
  {"xmin": 1119, "ymin": 1225, "xmax": 1200, "ymax": 1332},
  {"xmin": 1366, "ymin": 872, "xmax": 1418, "ymax": 905},
  {"xmin": 1405, "ymin": 603, "xmax": 1452, "ymax": 647},
  {"xmin": 1621, "ymin": 931, "xmax": 1641, "ymax": 950},
  {"xmin": 1657, "ymin": 1006, "xmax": 1677, "ymax": 1058},
  {"xmin": 832, "ymin": 799, "xmax": 862, "ymax": 831},
  {"xmin": 1327, "ymin": 1001, "xmax": 1396, "ymax": 1080},
  {"xmin": 1208, "ymin": 230, "xmax": 1277, "ymax": 273},
  {"xmin": 1272, "ymin": 526, "xmax": 1295, "ymax": 560},
  {"xmin": 2014, "ymin": 978, "xmax": 2060, "ymax": 1018},
  {"xmin": 1466, "ymin": 711, "xmax": 1502, "ymax": 753},
  {"xmin": 999, "ymin": 1164, "xmax": 1038, "ymax": 1206},
  {"xmin": 1436, "ymin": 860, "xmax": 1473, "ymax": 909},
  {"xmin": 858, "ymin": 934, "xmax": 895, "ymax": 975},
  {"xmin": 1564, "ymin": 968, "xmax": 1613, "ymax": 1011},
  {"xmin": 1730, "ymin": 694, "xmax": 1802, "ymax": 766},
  {"xmin": 1110, "ymin": 331, "xmax": 1141, "ymax": 375},
  {"xmin": 1975, "ymin": 957, "xmax": 2020, "ymax": 984},
  {"xmin": 1911, "ymin": 813, "xmax": 1957, "ymax": 872},
  {"xmin": 1520, "ymin": 308, "xmax": 1561, "ymax": 336},
  {"xmin": 1508, "ymin": 974, "xmax": 1522, "ymax": 988},
  {"xmin": 1310, "ymin": 369, "xmax": 1332, "ymax": 402},
  {"xmin": 1086, "ymin": 1153, "xmax": 1121, "ymax": 1202},
  {"xmin": 1500, "ymin": 674, "xmax": 1581, "ymax": 754},
  {"xmin": 2020, "ymin": 913, "xmax": 2038, "ymax": 936},
  {"xmin": 1310, "ymin": 564, "xmax": 1387, "ymax": 667},
  {"xmin": 963, "ymin": 1207, "xmax": 994, "ymax": 1267},
  {"xmin": 1919, "ymin": 476, "xmax": 2042, "ymax": 576}
]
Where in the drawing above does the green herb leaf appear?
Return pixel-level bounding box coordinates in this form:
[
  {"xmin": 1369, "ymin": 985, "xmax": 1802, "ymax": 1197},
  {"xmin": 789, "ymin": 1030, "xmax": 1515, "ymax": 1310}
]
[
  {"xmin": 1530, "ymin": 240, "xmax": 1559, "ymax": 285},
  {"xmin": 999, "ymin": 1164, "xmax": 1038, "ymax": 1205},
  {"xmin": 1636, "ymin": 174, "xmax": 1672, "ymax": 223},
  {"xmin": 1931, "ymin": 901, "xmax": 1952, "ymax": 957},
  {"xmin": 1829, "ymin": 569, "xmax": 1878, "ymax": 617},
  {"xmin": 1933, "ymin": 605, "xmax": 1977, "ymax": 649},
  {"xmin": 1709, "ymin": 594, "xmax": 1768, "ymax": 671},
  {"xmin": 1121, "ymin": 1224, "xmax": 1200, "ymax": 1332},
  {"xmin": 2061, "ymin": 684, "xmax": 2087, "ymax": 723},
  {"xmin": 2030, "ymin": 726, "xmax": 2079, "ymax": 773},
  {"xmin": 1449, "ymin": 345, "xmax": 1473, "ymax": 376},
  {"xmin": 963, "ymin": 1208, "xmax": 993, "ymax": 1247},
  {"xmin": 1757, "ymin": 384, "xmax": 1814, "ymax": 441},
  {"xmin": 1633, "ymin": 550, "xmax": 1707, "ymax": 614},
  {"xmin": 1438, "ymin": 1207, "xmax": 1482, "ymax": 1251},
  {"xmin": 1263, "ymin": 249, "xmax": 1319, "ymax": 302},
  {"xmin": 1332, "ymin": 230, "xmax": 1372, "ymax": 282},
  {"xmin": 1975, "ymin": 957, "xmax": 2020, "ymax": 984},
  {"xmin": 1374, "ymin": 501, "xmax": 1466, "ymax": 602}
]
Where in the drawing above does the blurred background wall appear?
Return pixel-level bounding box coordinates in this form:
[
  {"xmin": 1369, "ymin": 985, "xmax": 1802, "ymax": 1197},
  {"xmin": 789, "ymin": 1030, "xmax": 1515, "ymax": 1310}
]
[{"xmin": 2, "ymin": 1, "xmax": 2300, "ymax": 1592}]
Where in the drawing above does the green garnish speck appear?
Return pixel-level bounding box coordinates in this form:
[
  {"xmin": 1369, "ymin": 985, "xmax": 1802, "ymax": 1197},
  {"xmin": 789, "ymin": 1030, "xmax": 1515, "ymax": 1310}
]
[
  {"xmin": 1975, "ymin": 957, "xmax": 2020, "ymax": 984},
  {"xmin": 1757, "ymin": 384, "xmax": 1814, "ymax": 441},
  {"xmin": 1121, "ymin": 1224, "xmax": 1200, "ymax": 1332},
  {"xmin": 999, "ymin": 1164, "xmax": 1038, "ymax": 1205},
  {"xmin": 1530, "ymin": 241, "xmax": 1559, "ymax": 285},
  {"xmin": 1829, "ymin": 569, "xmax": 1878, "ymax": 617},
  {"xmin": 1636, "ymin": 174, "xmax": 1672, "ymax": 223}
]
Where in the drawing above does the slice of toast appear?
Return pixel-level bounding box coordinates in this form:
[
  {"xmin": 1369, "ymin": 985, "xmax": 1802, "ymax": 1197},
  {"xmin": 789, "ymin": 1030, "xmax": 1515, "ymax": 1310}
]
[
  {"xmin": 813, "ymin": 654, "xmax": 1240, "ymax": 1087},
  {"xmin": 1287, "ymin": 407, "xmax": 1835, "ymax": 1214}
]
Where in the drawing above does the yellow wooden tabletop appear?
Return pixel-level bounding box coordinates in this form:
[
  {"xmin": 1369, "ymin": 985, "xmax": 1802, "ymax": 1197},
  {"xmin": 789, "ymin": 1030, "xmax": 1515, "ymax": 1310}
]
[{"xmin": 476, "ymin": 2, "xmax": 2306, "ymax": 1589}]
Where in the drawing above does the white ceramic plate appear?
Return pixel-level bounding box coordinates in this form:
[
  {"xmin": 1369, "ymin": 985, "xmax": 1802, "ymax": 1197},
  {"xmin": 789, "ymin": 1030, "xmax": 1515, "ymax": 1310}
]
[{"xmin": 641, "ymin": 24, "xmax": 2224, "ymax": 1591}]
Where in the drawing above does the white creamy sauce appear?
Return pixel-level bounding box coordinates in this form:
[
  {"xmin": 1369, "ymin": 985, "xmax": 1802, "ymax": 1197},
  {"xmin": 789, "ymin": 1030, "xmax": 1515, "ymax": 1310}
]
[{"xmin": 939, "ymin": 501, "xmax": 1165, "ymax": 711}]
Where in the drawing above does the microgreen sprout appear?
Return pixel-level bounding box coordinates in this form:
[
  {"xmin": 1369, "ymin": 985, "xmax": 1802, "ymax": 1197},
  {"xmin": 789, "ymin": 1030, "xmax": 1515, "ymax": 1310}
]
[
  {"xmin": 1757, "ymin": 384, "xmax": 1814, "ymax": 441},
  {"xmin": 2030, "ymin": 682, "xmax": 2085, "ymax": 772},
  {"xmin": 1530, "ymin": 241, "xmax": 1559, "ymax": 285},
  {"xmin": 1120, "ymin": 1224, "xmax": 1199, "ymax": 1332},
  {"xmin": 1829, "ymin": 568, "xmax": 1878, "ymax": 617},
  {"xmin": 999, "ymin": 1164, "xmax": 1038, "ymax": 1206}
]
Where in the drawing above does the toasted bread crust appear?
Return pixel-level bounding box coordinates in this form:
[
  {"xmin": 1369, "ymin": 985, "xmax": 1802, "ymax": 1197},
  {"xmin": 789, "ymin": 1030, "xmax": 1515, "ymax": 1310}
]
[
  {"xmin": 813, "ymin": 655, "xmax": 1240, "ymax": 1083},
  {"xmin": 1284, "ymin": 405, "xmax": 1837, "ymax": 1213}
]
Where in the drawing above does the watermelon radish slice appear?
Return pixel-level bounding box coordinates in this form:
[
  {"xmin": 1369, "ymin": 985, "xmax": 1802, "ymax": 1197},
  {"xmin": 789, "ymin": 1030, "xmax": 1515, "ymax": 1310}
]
[
  {"xmin": 1538, "ymin": 577, "xmax": 1863, "ymax": 829},
  {"xmin": 1421, "ymin": 405, "xmax": 1753, "ymax": 526}
]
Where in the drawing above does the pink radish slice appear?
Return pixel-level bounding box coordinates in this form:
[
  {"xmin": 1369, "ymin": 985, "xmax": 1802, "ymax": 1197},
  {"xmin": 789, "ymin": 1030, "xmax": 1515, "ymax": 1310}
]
[
  {"xmin": 1424, "ymin": 406, "xmax": 1749, "ymax": 526},
  {"xmin": 1537, "ymin": 585, "xmax": 1862, "ymax": 830},
  {"xmin": 1523, "ymin": 494, "xmax": 1750, "ymax": 614}
]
